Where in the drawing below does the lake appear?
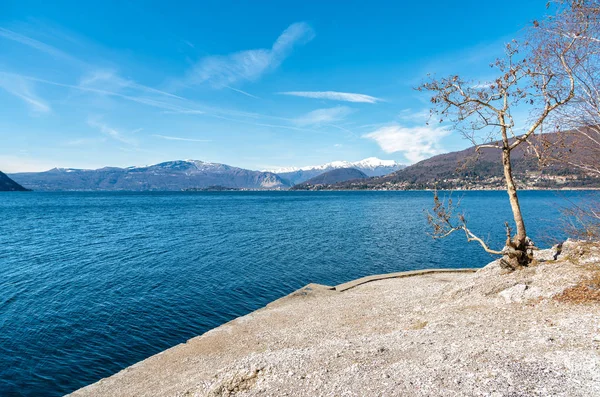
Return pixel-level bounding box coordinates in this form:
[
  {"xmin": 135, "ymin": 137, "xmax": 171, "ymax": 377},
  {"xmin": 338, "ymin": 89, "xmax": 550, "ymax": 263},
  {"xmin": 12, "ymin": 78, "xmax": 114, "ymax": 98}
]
[{"xmin": 0, "ymin": 190, "xmax": 594, "ymax": 396}]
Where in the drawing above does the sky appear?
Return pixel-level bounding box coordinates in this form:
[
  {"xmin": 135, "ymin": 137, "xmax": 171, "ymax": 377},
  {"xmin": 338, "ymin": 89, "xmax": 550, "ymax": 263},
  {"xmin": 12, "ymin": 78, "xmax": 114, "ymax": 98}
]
[{"xmin": 0, "ymin": 0, "xmax": 547, "ymax": 172}]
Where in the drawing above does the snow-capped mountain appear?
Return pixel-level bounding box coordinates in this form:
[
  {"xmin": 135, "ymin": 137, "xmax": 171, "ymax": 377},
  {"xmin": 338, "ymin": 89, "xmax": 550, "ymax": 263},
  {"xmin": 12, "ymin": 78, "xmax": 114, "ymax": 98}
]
[
  {"xmin": 266, "ymin": 157, "xmax": 404, "ymax": 185},
  {"xmin": 10, "ymin": 160, "xmax": 291, "ymax": 191}
]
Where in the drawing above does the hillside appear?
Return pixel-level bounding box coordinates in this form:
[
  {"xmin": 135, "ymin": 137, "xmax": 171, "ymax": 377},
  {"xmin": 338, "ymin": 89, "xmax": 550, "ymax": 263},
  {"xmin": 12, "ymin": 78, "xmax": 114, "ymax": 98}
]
[
  {"xmin": 327, "ymin": 133, "xmax": 600, "ymax": 190},
  {"xmin": 9, "ymin": 161, "xmax": 291, "ymax": 191},
  {"xmin": 291, "ymin": 168, "xmax": 368, "ymax": 190},
  {"xmin": 0, "ymin": 171, "xmax": 29, "ymax": 191}
]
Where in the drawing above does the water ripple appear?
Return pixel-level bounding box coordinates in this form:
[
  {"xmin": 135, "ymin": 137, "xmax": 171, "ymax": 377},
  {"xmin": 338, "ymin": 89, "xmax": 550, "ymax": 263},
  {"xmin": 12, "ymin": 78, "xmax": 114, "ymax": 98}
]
[{"xmin": 0, "ymin": 190, "xmax": 594, "ymax": 396}]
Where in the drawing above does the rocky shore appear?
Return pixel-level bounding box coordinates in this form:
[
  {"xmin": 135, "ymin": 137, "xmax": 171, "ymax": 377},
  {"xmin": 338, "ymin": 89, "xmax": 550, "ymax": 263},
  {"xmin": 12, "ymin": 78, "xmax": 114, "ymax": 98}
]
[{"xmin": 70, "ymin": 240, "xmax": 600, "ymax": 396}]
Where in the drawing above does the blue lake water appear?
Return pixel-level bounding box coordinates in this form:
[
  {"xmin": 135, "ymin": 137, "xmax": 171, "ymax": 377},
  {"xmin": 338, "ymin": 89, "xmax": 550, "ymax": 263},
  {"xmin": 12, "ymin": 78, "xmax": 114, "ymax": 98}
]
[{"xmin": 0, "ymin": 190, "xmax": 595, "ymax": 396}]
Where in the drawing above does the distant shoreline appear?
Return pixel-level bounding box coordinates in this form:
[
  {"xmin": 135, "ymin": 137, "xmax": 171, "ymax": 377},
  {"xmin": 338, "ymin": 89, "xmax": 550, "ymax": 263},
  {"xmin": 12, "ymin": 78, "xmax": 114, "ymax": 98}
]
[{"xmin": 283, "ymin": 187, "xmax": 600, "ymax": 192}]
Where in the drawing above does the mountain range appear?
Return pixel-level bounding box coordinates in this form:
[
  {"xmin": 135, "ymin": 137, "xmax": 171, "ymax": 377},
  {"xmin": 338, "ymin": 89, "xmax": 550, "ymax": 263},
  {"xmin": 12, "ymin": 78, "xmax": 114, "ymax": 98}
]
[
  {"xmin": 7, "ymin": 136, "xmax": 598, "ymax": 192},
  {"xmin": 0, "ymin": 171, "xmax": 28, "ymax": 191},
  {"xmin": 7, "ymin": 158, "xmax": 403, "ymax": 191},
  {"xmin": 9, "ymin": 161, "xmax": 291, "ymax": 191},
  {"xmin": 320, "ymin": 134, "xmax": 600, "ymax": 190},
  {"xmin": 266, "ymin": 157, "xmax": 404, "ymax": 185}
]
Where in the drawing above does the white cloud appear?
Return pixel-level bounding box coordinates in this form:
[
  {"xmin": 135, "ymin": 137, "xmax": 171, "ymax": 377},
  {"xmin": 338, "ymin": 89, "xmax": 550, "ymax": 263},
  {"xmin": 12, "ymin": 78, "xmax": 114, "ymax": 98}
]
[
  {"xmin": 363, "ymin": 124, "xmax": 449, "ymax": 163},
  {"xmin": 152, "ymin": 134, "xmax": 211, "ymax": 142},
  {"xmin": 295, "ymin": 106, "xmax": 352, "ymax": 125},
  {"xmin": 0, "ymin": 27, "xmax": 82, "ymax": 65},
  {"xmin": 0, "ymin": 72, "xmax": 50, "ymax": 113},
  {"xmin": 280, "ymin": 91, "xmax": 382, "ymax": 103},
  {"xmin": 187, "ymin": 22, "xmax": 314, "ymax": 88}
]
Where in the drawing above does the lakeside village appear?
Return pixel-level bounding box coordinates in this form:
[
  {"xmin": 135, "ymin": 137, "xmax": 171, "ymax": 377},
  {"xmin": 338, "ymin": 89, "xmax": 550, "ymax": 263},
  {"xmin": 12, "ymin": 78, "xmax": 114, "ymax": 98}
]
[{"xmin": 303, "ymin": 170, "xmax": 600, "ymax": 191}]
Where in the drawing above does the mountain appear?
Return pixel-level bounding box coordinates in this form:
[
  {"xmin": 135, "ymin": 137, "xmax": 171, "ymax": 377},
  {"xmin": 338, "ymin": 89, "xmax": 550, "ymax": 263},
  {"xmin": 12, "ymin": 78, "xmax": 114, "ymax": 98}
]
[
  {"xmin": 323, "ymin": 133, "xmax": 600, "ymax": 190},
  {"xmin": 268, "ymin": 157, "xmax": 404, "ymax": 185},
  {"xmin": 0, "ymin": 171, "xmax": 29, "ymax": 191},
  {"xmin": 291, "ymin": 168, "xmax": 368, "ymax": 190},
  {"xmin": 9, "ymin": 160, "xmax": 291, "ymax": 191}
]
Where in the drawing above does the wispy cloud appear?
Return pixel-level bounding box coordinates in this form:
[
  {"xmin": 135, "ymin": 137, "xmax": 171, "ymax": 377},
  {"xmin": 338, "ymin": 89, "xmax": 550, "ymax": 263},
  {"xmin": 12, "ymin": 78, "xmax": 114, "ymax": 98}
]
[
  {"xmin": 4, "ymin": 71, "xmax": 318, "ymax": 133},
  {"xmin": 161, "ymin": 109, "xmax": 206, "ymax": 115},
  {"xmin": 0, "ymin": 72, "xmax": 51, "ymax": 113},
  {"xmin": 152, "ymin": 134, "xmax": 211, "ymax": 142},
  {"xmin": 87, "ymin": 118, "xmax": 138, "ymax": 145},
  {"xmin": 11, "ymin": 71, "xmax": 208, "ymax": 115},
  {"xmin": 0, "ymin": 27, "xmax": 84, "ymax": 66},
  {"xmin": 363, "ymin": 124, "xmax": 449, "ymax": 163},
  {"xmin": 280, "ymin": 91, "xmax": 382, "ymax": 104},
  {"xmin": 398, "ymin": 108, "xmax": 431, "ymax": 124},
  {"xmin": 224, "ymin": 85, "xmax": 260, "ymax": 99},
  {"xmin": 0, "ymin": 28, "xmax": 188, "ymax": 109},
  {"xmin": 327, "ymin": 123, "xmax": 357, "ymax": 137},
  {"xmin": 416, "ymin": 39, "xmax": 508, "ymax": 82},
  {"xmin": 79, "ymin": 69, "xmax": 185, "ymax": 100},
  {"xmin": 14, "ymin": 70, "xmax": 267, "ymax": 119},
  {"xmin": 295, "ymin": 106, "xmax": 352, "ymax": 125},
  {"xmin": 470, "ymin": 82, "xmax": 494, "ymax": 89},
  {"xmin": 185, "ymin": 22, "xmax": 314, "ymax": 88}
]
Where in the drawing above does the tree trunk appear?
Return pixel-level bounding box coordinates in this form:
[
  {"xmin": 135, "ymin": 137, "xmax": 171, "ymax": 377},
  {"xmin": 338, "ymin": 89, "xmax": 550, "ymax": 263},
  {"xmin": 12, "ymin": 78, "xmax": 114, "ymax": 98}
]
[{"xmin": 501, "ymin": 148, "xmax": 531, "ymax": 266}]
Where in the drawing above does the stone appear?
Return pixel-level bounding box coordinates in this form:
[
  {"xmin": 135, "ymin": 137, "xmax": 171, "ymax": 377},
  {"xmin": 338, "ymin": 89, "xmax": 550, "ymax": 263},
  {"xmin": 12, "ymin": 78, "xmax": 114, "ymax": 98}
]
[{"xmin": 499, "ymin": 284, "xmax": 528, "ymax": 303}]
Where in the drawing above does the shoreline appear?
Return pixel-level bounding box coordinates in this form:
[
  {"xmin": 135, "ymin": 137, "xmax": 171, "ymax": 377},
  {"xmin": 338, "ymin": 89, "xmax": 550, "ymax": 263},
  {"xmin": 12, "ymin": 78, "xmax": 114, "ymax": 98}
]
[
  {"xmin": 69, "ymin": 242, "xmax": 600, "ymax": 396},
  {"xmin": 69, "ymin": 268, "xmax": 479, "ymax": 397}
]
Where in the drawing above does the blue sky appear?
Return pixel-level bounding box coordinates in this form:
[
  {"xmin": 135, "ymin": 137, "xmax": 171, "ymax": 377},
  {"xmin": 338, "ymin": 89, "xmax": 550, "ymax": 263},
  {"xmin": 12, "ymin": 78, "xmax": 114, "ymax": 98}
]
[{"xmin": 1, "ymin": 0, "xmax": 546, "ymax": 172}]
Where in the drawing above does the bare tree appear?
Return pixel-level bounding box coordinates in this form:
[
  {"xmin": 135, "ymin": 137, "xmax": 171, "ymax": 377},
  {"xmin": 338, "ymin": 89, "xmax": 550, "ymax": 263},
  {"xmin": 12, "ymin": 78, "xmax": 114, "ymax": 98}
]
[
  {"xmin": 418, "ymin": 1, "xmax": 595, "ymax": 268},
  {"xmin": 560, "ymin": 197, "xmax": 600, "ymax": 239},
  {"xmin": 539, "ymin": 1, "xmax": 600, "ymax": 175},
  {"xmin": 542, "ymin": 1, "xmax": 600, "ymax": 240}
]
